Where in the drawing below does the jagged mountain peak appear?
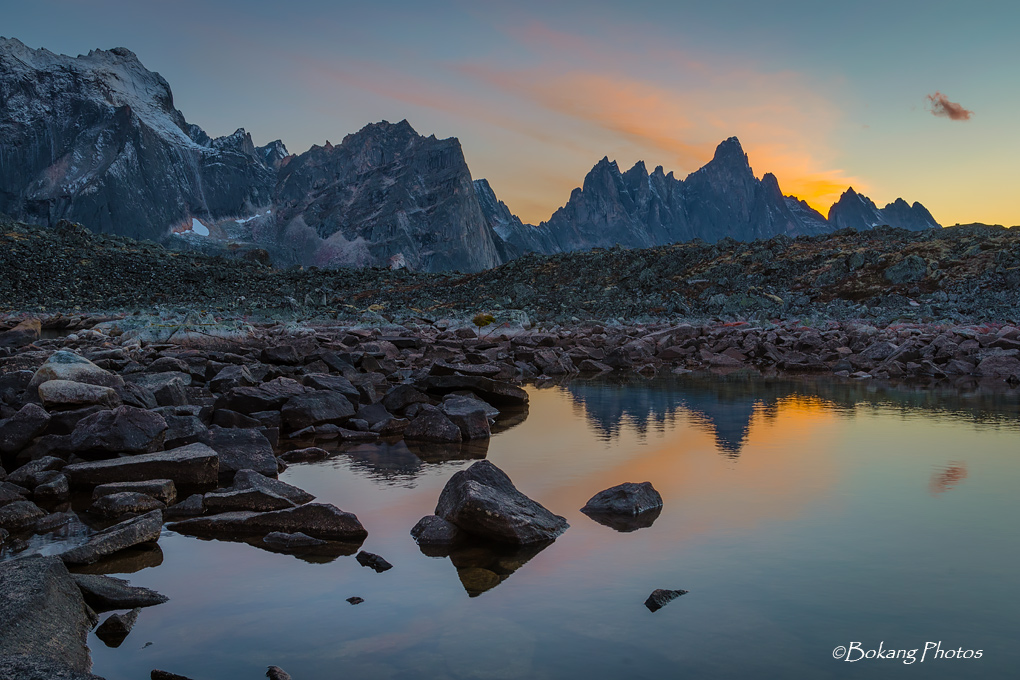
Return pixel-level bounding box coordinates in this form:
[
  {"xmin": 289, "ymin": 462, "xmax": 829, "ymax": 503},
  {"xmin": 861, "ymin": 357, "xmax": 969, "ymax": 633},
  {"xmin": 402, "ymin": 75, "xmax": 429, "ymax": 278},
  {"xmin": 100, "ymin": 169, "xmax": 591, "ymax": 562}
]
[{"xmin": 709, "ymin": 136, "xmax": 750, "ymax": 167}]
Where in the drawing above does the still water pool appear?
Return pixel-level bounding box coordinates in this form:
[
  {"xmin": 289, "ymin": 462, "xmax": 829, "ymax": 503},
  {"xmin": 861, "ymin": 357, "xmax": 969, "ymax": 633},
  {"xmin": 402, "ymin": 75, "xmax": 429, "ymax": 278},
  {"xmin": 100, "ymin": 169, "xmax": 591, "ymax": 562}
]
[{"xmin": 90, "ymin": 374, "xmax": 1020, "ymax": 679}]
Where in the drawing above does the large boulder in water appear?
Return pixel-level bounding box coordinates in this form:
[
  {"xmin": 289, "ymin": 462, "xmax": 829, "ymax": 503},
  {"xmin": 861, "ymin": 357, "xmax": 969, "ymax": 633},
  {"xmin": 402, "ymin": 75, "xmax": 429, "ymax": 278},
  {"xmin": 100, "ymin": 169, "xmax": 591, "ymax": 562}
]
[
  {"xmin": 435, "ymin": 460, "xmax": 567, "ymax": 545},
  {"xmin": 0, "ymin": 556, "xmax": 98, "ymax": 676},
  {"xmin": 58, "ymin": 510, "xmax": 163, "ymax": 566}
]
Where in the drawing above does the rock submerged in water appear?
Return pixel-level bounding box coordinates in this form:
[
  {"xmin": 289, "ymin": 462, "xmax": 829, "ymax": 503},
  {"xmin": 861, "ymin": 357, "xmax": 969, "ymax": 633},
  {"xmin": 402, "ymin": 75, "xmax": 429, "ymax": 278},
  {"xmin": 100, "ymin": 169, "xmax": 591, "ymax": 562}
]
[
  {"xmin": 356, "ymin": 550, "xmax": 393, "ymax": 572},
  {"xmin": 59, "ymin": 509, "xmax": 164, "ymax": 566},
  {"xmin": 410, "ymin": 515, "xmax": 461, "ymax": 546},
  {"xmin": 95, "ymin": 607, "xmax": 141, "ymax": 647},
  {"xmin": 582, "ymin": 481, "xmax": 662, "ymax": 515},
  {"xmin": 644, "ymin": 588, "xmax": 689, "ymax": 612},
  {"xmin": 435, "ymin": 460, "xmax": 568, "ymax": 545},
  {"xmin": 71, "ymin": 573, "xmax": 168, "ymax": 612}
]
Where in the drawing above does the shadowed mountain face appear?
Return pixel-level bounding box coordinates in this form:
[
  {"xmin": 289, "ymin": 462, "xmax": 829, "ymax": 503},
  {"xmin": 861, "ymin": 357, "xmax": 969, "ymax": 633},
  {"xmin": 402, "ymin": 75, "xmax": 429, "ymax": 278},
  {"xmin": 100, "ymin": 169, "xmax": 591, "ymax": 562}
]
[
  {"xmin": 478, "ymin": 138, "xmax": 939, "ymax": 255},
  {"xmin": 0, "ymin": 37, "xmax": 281, "ymax": 242},
  {"xmin": 828, "ymin": 188, "xmax": 941, "ymax": 232}
]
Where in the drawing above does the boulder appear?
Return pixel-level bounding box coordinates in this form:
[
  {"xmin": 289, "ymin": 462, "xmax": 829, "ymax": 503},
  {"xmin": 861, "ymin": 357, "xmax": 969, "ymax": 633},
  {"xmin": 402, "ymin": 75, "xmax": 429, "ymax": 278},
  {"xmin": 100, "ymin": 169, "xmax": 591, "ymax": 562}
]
[
  {"xmin": 404, "ymin": 408, "xmax": 462, "ymax": 443},
  {"xmin": 6, "ymin": 456, "xmax": 65, "ymax": 487},
  {"xmin": 229, "ymin": 469, "xmax": 315, "ymax": 505},
  {"xmin": 89, "ymin": 492, "xmax": 166, "ymax": 519},
  {"xmin": 0, "ymin": 403, "xmax": 51, "ymax": 454},
  {"xmin": 94, "ymin": 480, "xmax": 177, "ymax": 505},
  {"xmin": 46, "ymin": 405, "xmax": 108, "ymax": 436},
  {"xmin": 418, "ymin": 375, "xmax": 529, "ymax": 406},
  {"xmin": 95, "ymin": 608, "xmax": 140, "ymax": 648},
  {"xmin": 355, "ymin": 551, "xmax": 393, "ymax": 572},
  {"xmin": 151, "ymin": 671, "xmax": 197, "ymax": 680},
  {"xmin": 281, "ymin": 391, "xmax": 355, "ymax": 431},
  {"xmin": 976, "ymin": 354, "xmax": 1020, "ymax": 379},
  {"xmin": 435, "ymin": 460, "xmax": 568, "ymax": 544},
  {"xmin": 440, "ymin": 396, "xmax": 492, "ymax": 440},
  {"xmin": 204, "ymin": 488, "xmax": 296, "ymax": 513},
  {"xmin": 581, "ymin": 482, "xmax": 663, "ymax": 516},
  {"xmin": 223, "ymin": 378, "xmax": 309, "ymax": 414},
  {"xmin": 211, "ymin": 409, "xmax": 261, "ymax": 429},
  {"xmin": 0, "ymin": 556, "xmax": 97, "ymax": 674},
  {"xmin": 262, "ymin": 531, "xmax": 328, "ymax": 551},
  {"xmin": 644, "ymin": 588, "xmax": 689, "ymax": 612},
  {"xmin": 71, "ymin": 574, "xmax": 168, "ymax": 612},
  {"xmin": 267, "ymin": 667, "xmax": 293, "ymax": 680},
  {"xmin": 278, "ymin": 447, "xmax": 329, "ymax": 463},
  {"xmin": 301, "ymin": 373, "xmax": 360, "ymax": 401},
  {"xmin": 167, "ymin": 503, "xmax": 367, "ymax": 542},
  {"xmin": 116, "ymin": 382, "xmax": 158, "ymax": 409},
  {"xmin": 165, "ymin": 494, "xmax": 205, "ymax": 519},
  {"xmin": 0, "ymin": 500, "xmax": 47, "ymax": 531},
  {"xmin": 59, "ymin": 510, "xmax": 163, "ymax": 566},
  {"xmin": 69, "ymin": 406, "xmax": 168, "ymax": 454},
  {"xmin": 63, "ymin": 443, "xmax": 219, "ymax": 487},
  {"xmin": 124, "ymin": 371, "xmax": 192, "ymax": 392},
  {"xmin": 33, "ymin": 473, "xmax": 70, "ymax": 503},
  {"xmin": 28, "ymin": 350, "xmax": 123, "ymax": 389},
  {"xmin": 163, "ymin": 415, "xmax": 209, "ymax": 449},
  {"xmin": 209, "ymin": 364, "xmax": 257, "ymax": 393},
  {"xmin": 410, "ymin": 515, "xmax": 461, "ymax": 546},
  {"xmin": 39, "ymin": 380, "xmax": 122, "ymax": 410},
  {"xmin": 381, "ymin": 385, "xmax": 431, "ymax": 414},
  {"xmin": 0, "ymin": 318, "xmax": 41, "ymax": 348},
  {"xmin": 206, "ymin": 427, "xmax": 277, "ymax": 480}
]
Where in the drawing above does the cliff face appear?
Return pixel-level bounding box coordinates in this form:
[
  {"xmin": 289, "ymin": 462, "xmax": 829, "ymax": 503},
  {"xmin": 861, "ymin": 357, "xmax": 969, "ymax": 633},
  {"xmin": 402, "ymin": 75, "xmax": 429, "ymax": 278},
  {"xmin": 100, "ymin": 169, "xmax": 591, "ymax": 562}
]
[
  {"xmin": 0, "ymin": 37, "xmax": 280, "ymax": 241},
  {"xmin": 828, "ymin": 188, "xmax": 941, "ymax": 232},
  {"xmin": 272, "ymin": 120, "xmax": 507, "ymax": 272},
  {"xmin": 488, "ymin": 137, "xmax": 846, "ymax": 255}
]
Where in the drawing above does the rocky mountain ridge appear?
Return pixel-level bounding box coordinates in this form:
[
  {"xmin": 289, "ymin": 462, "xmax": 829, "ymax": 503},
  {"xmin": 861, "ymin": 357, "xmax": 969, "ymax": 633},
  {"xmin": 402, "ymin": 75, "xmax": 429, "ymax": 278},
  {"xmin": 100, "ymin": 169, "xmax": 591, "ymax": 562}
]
[{"xmin": 1, "ymin": 37, "xmax": 942, "ymax": 272}]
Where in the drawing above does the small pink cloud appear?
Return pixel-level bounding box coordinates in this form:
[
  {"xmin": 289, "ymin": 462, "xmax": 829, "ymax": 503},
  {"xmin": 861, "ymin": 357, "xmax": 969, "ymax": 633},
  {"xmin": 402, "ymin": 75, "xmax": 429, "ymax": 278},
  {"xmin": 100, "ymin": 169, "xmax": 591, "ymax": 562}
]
[{"xmin": 926, "ymin": 92, "xmax": 973, "ymax": 121}]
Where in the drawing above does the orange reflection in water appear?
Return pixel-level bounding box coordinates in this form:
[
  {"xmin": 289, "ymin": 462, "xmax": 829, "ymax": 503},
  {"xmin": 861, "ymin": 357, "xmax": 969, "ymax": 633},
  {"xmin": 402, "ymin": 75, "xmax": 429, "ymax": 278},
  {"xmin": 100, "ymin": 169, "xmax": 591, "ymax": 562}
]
[{"xmin": 930, "ymin": 462, "xmax": 968, "ymax": 495}]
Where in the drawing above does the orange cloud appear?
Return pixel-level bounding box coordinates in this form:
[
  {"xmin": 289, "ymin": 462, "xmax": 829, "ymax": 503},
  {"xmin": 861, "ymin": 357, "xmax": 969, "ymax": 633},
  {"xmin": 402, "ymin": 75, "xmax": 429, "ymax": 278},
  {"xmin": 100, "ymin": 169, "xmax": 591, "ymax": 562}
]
[{"xmin": 926, "ymin": 92, "xmax": 973, "ymax": 121}]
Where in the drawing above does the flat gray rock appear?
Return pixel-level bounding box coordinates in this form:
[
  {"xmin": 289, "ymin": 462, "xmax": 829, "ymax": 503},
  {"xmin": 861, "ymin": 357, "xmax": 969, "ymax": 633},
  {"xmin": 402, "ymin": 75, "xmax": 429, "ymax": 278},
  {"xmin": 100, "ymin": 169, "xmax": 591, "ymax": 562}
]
[
  {"xmin": 95, "ymin": 608, "xmax": 140, "ymax": 648},
  {"xmin": 59, "ymin": 510, "xmax": 163, "ymax": 566},
  {"xmin": 204, "ymin": 488, "xmax": 296, "ymax": 513},
  {"xmin": 89, "ymin": 491, "xmax": 166, "ymax": 519},
  {"xmin": 231, "ymin": 469, "xmax": 315, "ymax": 505},
  {"xmin": 581, "ymin": 481, "xmax": 663, "ymax": 516},
  {"xmin": 0, "ymin": 556, "xmax": 96, "ymax": 674},
  {"xmin": 39, "ymin": 379, "xmax": 121, "ymax": 410},
  {"xmin": 0, "ymin": 500, "xmax": 46, "ymax": 532},
  {"xmin": 168, "ymin": 503, "xmax": 367, "ymax": 541},
  {"xmin": 71, "ymin": 573, "xmax": 168, "ymax": 612},
  {"xmin": 94, "ymin": 479, "xmax": 177, "ymax": 505},
  {"xmin": 64, "ymin": 443, "xmax": 219, "ymax": 487},
  {"xmin": 206, "ymin": 426, "xmax": 277, "ymax": 480}
]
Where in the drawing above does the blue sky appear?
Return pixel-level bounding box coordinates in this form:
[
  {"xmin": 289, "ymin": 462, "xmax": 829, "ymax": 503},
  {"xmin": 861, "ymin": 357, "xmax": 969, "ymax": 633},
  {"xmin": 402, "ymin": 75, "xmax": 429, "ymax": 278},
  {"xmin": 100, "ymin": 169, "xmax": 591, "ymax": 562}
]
[{"xmin": 5, "ymin": 0, "xmax": 1018, "ymax": 225}]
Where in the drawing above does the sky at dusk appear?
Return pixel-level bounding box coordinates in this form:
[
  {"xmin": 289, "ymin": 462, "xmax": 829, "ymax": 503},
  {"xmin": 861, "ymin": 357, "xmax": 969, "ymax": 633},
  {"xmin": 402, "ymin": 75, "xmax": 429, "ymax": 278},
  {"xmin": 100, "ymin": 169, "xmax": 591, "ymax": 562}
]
[{"xmin": 5, "ymin": 0, "xmax": 1018, "ymax": 226}]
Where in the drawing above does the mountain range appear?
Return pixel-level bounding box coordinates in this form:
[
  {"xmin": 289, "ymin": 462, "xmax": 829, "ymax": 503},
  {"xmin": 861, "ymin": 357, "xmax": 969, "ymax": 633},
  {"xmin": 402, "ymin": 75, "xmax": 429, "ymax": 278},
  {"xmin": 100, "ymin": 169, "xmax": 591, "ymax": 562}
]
[{"xmin": 0, "ymin": 37, "xmax": 941, "ymax": 272}]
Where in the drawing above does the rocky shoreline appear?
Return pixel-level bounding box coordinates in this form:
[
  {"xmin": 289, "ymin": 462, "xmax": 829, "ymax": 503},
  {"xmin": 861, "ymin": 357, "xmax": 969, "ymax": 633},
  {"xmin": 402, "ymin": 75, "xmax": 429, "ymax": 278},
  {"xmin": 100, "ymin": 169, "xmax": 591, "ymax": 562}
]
[{"xmin": 1, "ymin": 309, "xmax": 1019, "ymax": 678}]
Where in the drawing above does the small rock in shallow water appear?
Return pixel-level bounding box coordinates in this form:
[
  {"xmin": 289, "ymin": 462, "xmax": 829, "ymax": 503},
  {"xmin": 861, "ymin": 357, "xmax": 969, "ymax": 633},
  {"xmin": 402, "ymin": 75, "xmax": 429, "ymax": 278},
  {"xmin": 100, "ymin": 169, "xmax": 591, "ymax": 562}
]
[
  {"xmin": 267, "ymin": 665, "xmax": 292, "ymax": 680},
  {"xmin": 95, "ymin": 607, "xmax": 140, "ymax": 647},
  {"xmin": 346, "ymin": 596, "xmax": 364, "ymax": 605},
  {"xmin": 151, "ymin": 670, "xmax": 196, "ymax": 680},
  {"xmin": 72, "ymin": 574, "xmax": 168, "ymax": 612},
  {"xmin": 644, "ymin": 588, "xmax": 689, "ymax": 612},
  {"xmin": 410, "ymin": 515, "xmax": 460, "ymax": 546},
  {"xmin": 581, "ymin": 481, "xmax": 663, "ymax": 517},
  {"xmin": 356, "ymin": 550, "xmax": 393, "ymax": 572}
]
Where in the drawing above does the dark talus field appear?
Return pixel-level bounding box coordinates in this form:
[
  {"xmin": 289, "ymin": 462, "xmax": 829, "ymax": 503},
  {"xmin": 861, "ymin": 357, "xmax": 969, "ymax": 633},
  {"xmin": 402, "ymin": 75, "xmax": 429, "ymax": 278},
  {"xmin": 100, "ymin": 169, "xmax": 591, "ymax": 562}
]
[{"xmin": 1, "ymin": 217, "xmax": 1018, "ymax": 325}]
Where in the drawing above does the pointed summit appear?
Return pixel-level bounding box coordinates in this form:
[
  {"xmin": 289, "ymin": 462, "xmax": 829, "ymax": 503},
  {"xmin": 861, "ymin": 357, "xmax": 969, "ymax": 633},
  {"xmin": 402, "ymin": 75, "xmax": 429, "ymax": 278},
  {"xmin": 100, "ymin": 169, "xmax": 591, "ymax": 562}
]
[{"xmin": 710, "ymin": 136, "xmax": 750, "ymax": 169}]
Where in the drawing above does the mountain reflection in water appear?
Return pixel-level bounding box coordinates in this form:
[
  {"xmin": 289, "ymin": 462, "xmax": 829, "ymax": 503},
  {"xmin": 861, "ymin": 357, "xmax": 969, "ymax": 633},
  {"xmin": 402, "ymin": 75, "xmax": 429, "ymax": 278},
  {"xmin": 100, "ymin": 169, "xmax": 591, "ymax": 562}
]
[{"xmin": 563, "ymin": 372, "xmax": 1020, "ymax": 457}]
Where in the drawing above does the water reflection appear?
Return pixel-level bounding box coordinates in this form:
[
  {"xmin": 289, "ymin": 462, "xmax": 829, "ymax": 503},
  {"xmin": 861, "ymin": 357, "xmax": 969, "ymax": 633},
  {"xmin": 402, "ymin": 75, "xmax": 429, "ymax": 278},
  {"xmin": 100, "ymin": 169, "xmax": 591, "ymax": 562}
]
[
  {"xmin": 418, "ymin": 537, "xmax": 553, "ymax": 597},
  {"xmin": 929, "ymin": 462, "xmax": 968, "ymax": 495},
  {"xmin": 580, "ymin": 506, "xmax": 662, "ymax": 533},
  {"xmin": 564, "ymin": 373, "xmax": 1020, "ymax": 457}
]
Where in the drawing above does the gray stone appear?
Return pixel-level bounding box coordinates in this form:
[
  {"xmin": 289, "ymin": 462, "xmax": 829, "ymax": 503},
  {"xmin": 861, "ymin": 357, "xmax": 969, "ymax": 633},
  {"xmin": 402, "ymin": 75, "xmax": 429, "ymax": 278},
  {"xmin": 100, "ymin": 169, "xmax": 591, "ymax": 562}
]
[
  {"xmin": 167, "ymin": 502, "xmax": 367, "ymax": 541},
  {"xmin": 71, "ymin": 573, "xmax": 168, "ymax": 612},
  {"xmin": 38, "ymin": 380, "xmax": 121, "ymax": 410},
  {"xmin": 230, "ymin": 469, "xmax": 315, "ymax": 505},
  {"xmin": 278, "ymin": 447, "xmax": 329, "ymax": 463},
  {"xmin": 884, "ymin": 255, "xmax": 929, "ymax": 284},
  {"xmin": 435, "ymin": 460, "xmax": 568, "ymax": 545},
  {"xmin": 302, "ymin": 373, "xmax": 360, "ymax": 401},
  {"xmin": 94, "ymin": 480, "xmax": 177, "ymax": 505},
  {"xmin": 165, "ymin": 493, "xmax": 205, "ymax": 519},
  {"xmin": 262, "ymin": 531, "xmax": 327, "ymax": 551},
  {"xmin": 0, "ymin": 500, "xmax": 46, "ymax": 531},
  {"xmin": 581, "ymin": 481, "xmax": 663, "ymax": 516},
  {"xmin": 206, "ymin": 426, "xmax": 277, "ymax": 480},
  {"xmin": 59, "ymin": 510, "xmax": 163, "ymax": 566},
  {"xmin": 355, "ymin": 550, "xmax": 393, "ymax": 572},
  {"xmin": 63, "ymin": 443, "xmax": 219, "ymax": 487},
  {"xmin": 976, "ymin": 354, "xmax": 1020, "ymax": 379},
  {"xmin": 95, "ymin": 608, "xmax": 140, "ymax": 648},
  {"xmin": 163, "ymin": 415, "xmax": 208, "ymax": 449},
  {"xmin": 410, "ymin": 515, "xmax": 461, "ymax": 546},
  {"xmin": 224, "ymin": 377, "xmax": 309, "ymax": 414},
  {"xmin": 404, "ymin": 408, "xmax": 462, "ymax": 443},
  {"xmin": 33, "ymin": 473, "xmax": 70, "ymax": 503},
  {"xmin": 6, "ymin": 456, "xmax": 65, "ymax": 487},
  {"xmin": 418, "ymin": 375, "xmax": 529, "ymax": 406},
  {"xmin": 0, "ymin": 403, "xmax": 51, "ymax": 454},
  {"xmin": 267, "ymin": 666, "xmax": 292, "ymax": 680},
  {"xmin": 381, "ymin": 385, "xmax": 431, "ymax": 414},
  {"xmin": 204, "ymin": 488, "xmax": 296, "ymax": 513},
  {"xmin": 644, "ymin": 588, "xmax": 689, "ymax": 612},
  {"xmin": 69, "ymin": 406, "xmax": 168, "ymax": 454},
  {"xmin": 28, "ymin": 350, "xmax": 124, "ymax": 389},
  {"xmin": 0, "ymin": 556, "xmax": 97, "ymax": 674},
  {"xmin": 281, "ymin": 391, "xmax": 355, "ymax": 431},
  {"xmin": 45, "ymin": 405, "xmax": 108, "ymax": 436},
  {"xmin": 440, "ymin": 396, "xmax": 492, "ymax": 440},
  {"xmin": 90, "ymin": 492, "xmax": 166, "ymax": 519},
  {"xmin": 0, "ymin": 318, "xmax": 40, "ymax": 348}
]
